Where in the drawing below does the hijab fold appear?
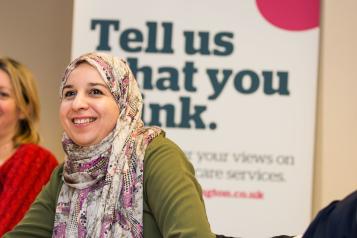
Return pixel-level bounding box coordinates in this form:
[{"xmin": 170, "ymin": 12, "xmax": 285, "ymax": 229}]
[{"xmin": 53, "ymin": 53, "xmax": 161, "ymax": 238}]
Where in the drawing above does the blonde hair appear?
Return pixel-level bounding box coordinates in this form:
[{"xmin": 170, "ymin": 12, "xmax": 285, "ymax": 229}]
[{"xmin": 0, "ymin": 57, "xmax": 40, "ymax": 145}]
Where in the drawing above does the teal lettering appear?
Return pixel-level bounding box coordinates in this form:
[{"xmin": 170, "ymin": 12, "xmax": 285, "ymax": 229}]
[
  {"xmin": 234, "ymin": 70, "xmax": 260, "ymax": 94},
  {"xmin": 148, "ymin": 103, "xmax": 176, "ymax": 127},
  {"xmin": 128, "ymin": 58, "xmax": 198, "ymax": 93},
  {"xmin": 183, "ymin": 62, "xmax": 198, "ymax": 92},
  {"xmin": 184, "ymin": 31, "xmax": 210, "ymax": 55},
  {"xmin": 127, "ymin": 57, "xmax": 153, "ymax": 90},
  {"xmin": 91, "ymin": 19, "xmax": 119, "ymax": 51},
  {"xmin": 157, "ymin": 67, "xmax": 179, "ymax": 91},
  {"xmin": 213, "ymin": 32, "xmax": 234, "ymax": 56},
  {"xmin": 206, "ymin": 69, "xmax": 232, "ymax": 100},
  {"xmin": 146, "ymin": 22, "xmax": 174, "ymax": 53},
  {"xmin": 143, "ymin": 97, "xmax": 208, "ymax": 129},
  {"xmin": 178, "ymin": 97, "xmax": 207, "ymax": 129},
  {"xmin": 263, "ymin": 71, "xmax": 290, "ymax": 95},
  {"xmin": 120, "ymin": 28, "xmax": 143, "ymax": 52}
]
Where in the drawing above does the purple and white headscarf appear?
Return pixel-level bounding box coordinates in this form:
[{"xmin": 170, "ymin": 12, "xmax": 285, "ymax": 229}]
[{"xmin": 53, "ymin": 52, "xmax": 162, "ymax": 238}]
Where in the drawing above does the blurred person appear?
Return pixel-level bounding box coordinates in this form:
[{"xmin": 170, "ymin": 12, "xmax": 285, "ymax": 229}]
[
  {"xmin": 0, "ymin": 57, "xmax": 58, "ymax": 236},
  {"xmin": 302, "ymin": 190, "xmax": 357, "ymax": 238},
  {"xmin": 272, "ymin": 190, "xmax": 357, "ymax": 238}
]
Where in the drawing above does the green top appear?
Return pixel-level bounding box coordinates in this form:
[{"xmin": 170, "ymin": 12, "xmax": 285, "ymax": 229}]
[{"xmin": 4, "ymin": 134, "xmax": 215, "ymax": 238}]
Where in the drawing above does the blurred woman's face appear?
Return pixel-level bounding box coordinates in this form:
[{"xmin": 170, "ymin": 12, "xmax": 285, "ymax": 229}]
[
  {"xmin": 0, "ymin": 69, "xmax": 21, "ymax": 143},
  {"xmin": 60, "ymin": 63, "xmax": 120, "ymax": 147}
]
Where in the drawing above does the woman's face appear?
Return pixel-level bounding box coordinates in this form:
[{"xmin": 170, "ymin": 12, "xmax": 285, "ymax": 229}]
[
  {"xmin": 0, "ymin": 69, "xmax": 21, "ymax": 142},
  {"xmin": 60, "ymin": 63, "xmax": 120, "ymax": 147}
]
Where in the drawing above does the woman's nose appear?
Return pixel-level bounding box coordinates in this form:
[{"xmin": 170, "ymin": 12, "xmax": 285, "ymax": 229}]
[{"xmin": 72, "ymin": 93, "xmax": 89, "ymax": 111}]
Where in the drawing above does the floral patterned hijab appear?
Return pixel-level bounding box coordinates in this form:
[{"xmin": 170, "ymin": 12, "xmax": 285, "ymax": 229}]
[{"xmin": 53, "ymin": 53, "xmax": 162, "ymax": 238}]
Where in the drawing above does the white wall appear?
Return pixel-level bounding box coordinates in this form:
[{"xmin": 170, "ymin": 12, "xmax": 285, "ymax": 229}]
[
  {"xmin": 313, "ymin": 0, "xmax": 357, "ymax": 215},
  {"xmin": 0, "ymin": 0, "xmax": 72, "ymax": 159}
]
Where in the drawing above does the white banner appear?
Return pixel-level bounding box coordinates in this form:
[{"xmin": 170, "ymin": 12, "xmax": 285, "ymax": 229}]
[{"xmin": 72, "ymin": 0, "xmax": 320, "ymax": 237}]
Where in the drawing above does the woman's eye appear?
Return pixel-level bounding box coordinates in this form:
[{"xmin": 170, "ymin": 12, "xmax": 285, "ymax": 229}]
[
  {"xmin": 63, "ymin": 90, "xmax": 76, "ymax": 98},
  {"xmin": 90, "ymin": 88, "xmax": 103, "ymax": 95},
  {"xmin": 0, "ymin": 91, "xmax": 10, "ymax": 99}
]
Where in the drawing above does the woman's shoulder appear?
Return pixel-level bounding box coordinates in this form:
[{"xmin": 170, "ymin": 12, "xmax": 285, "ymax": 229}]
[
  {"xmin": 18, "ymin": 143, "xmax": 55, "ymax": 158},
  {"xmin": 18, "ymin": 143, "xmax": 57, "ymax": 162},
  {"xmin": 144, "ymin": 133, "xmax": 193, "ymax": 173},
  {"xmin": 51, "ymin": 163, "xmax": 64, "ymax": 181},
  {"xmin": 19, "ymin": 143, "xmax": 53, "ymax": 154},
  {"xmin": 145, "ymin": 133, "xmax": 184, "ymax": 155},
  {"xmin": 41, "ymin": 163, "xmax": 64, "ymax": 196}
]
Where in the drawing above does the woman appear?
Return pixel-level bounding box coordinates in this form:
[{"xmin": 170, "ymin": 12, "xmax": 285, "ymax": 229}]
[
  {"xmin": 5, "ymin": 53, "xmax": 215, "ymax": 237},
  {"xmin": 0, "ymin": 58, "xmax": 58, "ymax": 236}
]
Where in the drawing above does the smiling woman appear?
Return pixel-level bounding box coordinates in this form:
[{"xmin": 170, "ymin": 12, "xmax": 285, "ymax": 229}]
[
  {"xmin": 60, "ymin": 63, "xmax": 120, "ymax": 147},
  {"xmin": 4, "ymin": 52, "xmax": 215, "ymax": 238}
]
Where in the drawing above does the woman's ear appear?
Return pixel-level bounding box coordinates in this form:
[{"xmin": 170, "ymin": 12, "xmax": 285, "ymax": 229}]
[{"xmin": 17, "ymin": 107, "xmax": 27, "ymax": 120}]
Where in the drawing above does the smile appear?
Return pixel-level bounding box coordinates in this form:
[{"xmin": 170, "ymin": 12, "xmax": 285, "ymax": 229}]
[{"xmin": 72, "ymin": 117, "xmax": 96, "ymax": 125}]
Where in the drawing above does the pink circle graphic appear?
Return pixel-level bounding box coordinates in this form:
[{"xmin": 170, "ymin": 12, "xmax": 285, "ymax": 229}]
[{"xmin": 256, "ymin": 0, "xmax": 320, "ymax": 31}]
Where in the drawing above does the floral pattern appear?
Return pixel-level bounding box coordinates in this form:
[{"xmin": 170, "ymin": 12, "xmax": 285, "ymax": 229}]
[{"xmin": 53, "ymin": 53, "xmax": 162, "ymax": 238}]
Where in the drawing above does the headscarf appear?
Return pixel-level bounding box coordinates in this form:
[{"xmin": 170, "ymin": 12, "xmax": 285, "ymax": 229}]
[{"xmin": 53, "ymin": 52, "xmax": 162, "ymax": 238}]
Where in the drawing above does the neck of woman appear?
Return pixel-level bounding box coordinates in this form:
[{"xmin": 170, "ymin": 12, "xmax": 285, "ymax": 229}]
[{"xmin": 0, "ymin": 138, "xmax": 16, "ymax": 166}]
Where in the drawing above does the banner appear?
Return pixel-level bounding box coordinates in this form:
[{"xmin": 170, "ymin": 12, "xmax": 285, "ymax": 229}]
[{"xmin": 72, "ymin": 0, "xmax": 320, "ymax": 236}]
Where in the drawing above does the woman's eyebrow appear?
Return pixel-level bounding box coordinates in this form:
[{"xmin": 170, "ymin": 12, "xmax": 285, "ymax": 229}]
[
  {"xmin": 62, "ymin": 83, "xmax": 108, "ymax": 91},
  {"xmin": 0, "ymin": 86, "xmax": 11, "ymax": 91},
  {"xmin": 88, "ymin": 82, "xmax": 108, "ymax": 88},
  {"xmin": 62, "ymin": 84, "xmax": 73, "ymax": 90}
]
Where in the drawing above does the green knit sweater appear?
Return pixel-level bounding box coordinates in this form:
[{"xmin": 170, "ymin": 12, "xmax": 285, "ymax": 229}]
[{"xmin": 4, "ymin": 134, "xmax": 215, "ymax": 238}]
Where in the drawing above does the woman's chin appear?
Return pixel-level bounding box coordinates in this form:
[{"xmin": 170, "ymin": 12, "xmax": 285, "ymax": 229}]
[{"xmin": 71, "ymin": 138, "xmax": 98, "ymax": 147}]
